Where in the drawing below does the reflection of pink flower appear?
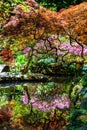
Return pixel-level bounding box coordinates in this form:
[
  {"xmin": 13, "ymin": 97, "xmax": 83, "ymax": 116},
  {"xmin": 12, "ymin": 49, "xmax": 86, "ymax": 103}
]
[
  {"xmin": 24, "ymin": 53, "xmax": 28, "ymax": 57},
  {"xmin": 57, "ymin": 103, "xmax": 65, "ymax": 109},
  {"xmin": 31, "ymin": 98, "xmax": 35, "ymax": 103},
  {"xmin": 33, "ymin": 102, "xmax": 38, "ymax": 108},
  {"xmin": 30, "ymin": 96, "xmax": 70, "ymax": 112},
  {"xmin": 42, "ymin": 101, "xmax": 47, "ymax": 106},
  {"xmin": 54, "ymin": 98, "xmax": 59, "ymax": 103},
  {"xmin": 84, "ymin": 49, "xmax": 87, "ymax": 55},
  {"xmin": 22, "ymin": 92, "xmax": 28, "ymax": 104},
  {"xmin": 38, "ymin": 104, "xmax": 43, "ymax": 109}
]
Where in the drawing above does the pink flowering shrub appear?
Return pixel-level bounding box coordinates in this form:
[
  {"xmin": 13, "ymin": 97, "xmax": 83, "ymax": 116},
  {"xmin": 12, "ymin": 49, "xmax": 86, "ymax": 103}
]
[
  {"xmin": 22, "ymin": 92, "xmax": 70, "ymax": 111},
  {"xmin": 59, "ymin": 43, "xmax": 87, "ymax": 55},
  {"xmin": 24, "ymin": 38, "xmax": 87, "ymax": 60},
  {"xmin": 24, "ymin": 47, "xmax": 31, "ymax": 57},
  {"xmin": 23, "ymin": 37, "xmax": 87, "ymax": 74},
  {"xmin": 22, "ymin": 92, "xmax": 28, "ymax": 104}
]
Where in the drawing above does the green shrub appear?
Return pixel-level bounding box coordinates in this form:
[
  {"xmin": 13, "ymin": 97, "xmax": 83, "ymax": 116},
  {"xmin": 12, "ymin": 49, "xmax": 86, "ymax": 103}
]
[{"xmin": 81, "ymin": 75, "xmax": 87, "ymax": 87}]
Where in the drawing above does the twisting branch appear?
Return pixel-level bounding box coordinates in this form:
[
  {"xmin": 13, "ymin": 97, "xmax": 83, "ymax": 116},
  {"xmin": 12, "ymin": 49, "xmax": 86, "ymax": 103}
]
[
  {"xmin": 69, "ymin": 36, "xmax": 75, "ymax": 47},
  {"xmin": 62, "ymin": 51, "xmax": 69, "ymax": 63},
  {"xmin": 23, "ymin": 84, "xmax": 33, "ymax": 113},
  {"xmin": 47, "ymin": 38, "xmax": 58, "ymax": 62},
  {"xmin": 74, "ymin": 38, "xmax": 84, "ymax": 59},
  {"xmin": 44, "ymin": 40, "xmax": 49, "ymax": 54},
  {"xmin": 21, "ymin": 46, "xmax": 34, "ymax": 74},
  {"xmin": 63, "ymin": 28, "xmax": 84, "ymax": 61}
]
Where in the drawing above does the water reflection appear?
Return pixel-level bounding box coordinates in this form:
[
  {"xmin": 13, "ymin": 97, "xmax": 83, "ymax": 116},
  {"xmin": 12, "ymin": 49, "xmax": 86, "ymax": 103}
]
[
  {"xmin": 0, "ymin": 81, "xmax": 71, "ymax": 108},
  {"xmin": 0, "ymin": 81, "xmax": 71, "ymax": 130}
]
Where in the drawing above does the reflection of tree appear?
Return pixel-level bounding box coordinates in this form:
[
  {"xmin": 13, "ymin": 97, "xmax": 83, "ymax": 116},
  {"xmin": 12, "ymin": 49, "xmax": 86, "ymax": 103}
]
[{"xmin": 22, "ymin": 83, "xmax": 69, "ymax": 130}]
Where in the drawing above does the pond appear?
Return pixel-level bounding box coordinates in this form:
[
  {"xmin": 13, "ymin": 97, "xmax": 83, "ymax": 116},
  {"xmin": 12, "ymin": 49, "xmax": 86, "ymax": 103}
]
[{"xmin": 0, "ymin": 77, "xmax": 76, "ymax": 130}]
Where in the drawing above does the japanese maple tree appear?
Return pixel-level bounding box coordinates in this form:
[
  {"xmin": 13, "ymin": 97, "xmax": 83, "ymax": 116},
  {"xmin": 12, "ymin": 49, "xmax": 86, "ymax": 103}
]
[
  {"xmin": 1, "ymin": 1, "xmax": 87, "ymax": 45},
  {"xmin": 0, "ymin": 0, "xmax": 87, "ymax": 72}
]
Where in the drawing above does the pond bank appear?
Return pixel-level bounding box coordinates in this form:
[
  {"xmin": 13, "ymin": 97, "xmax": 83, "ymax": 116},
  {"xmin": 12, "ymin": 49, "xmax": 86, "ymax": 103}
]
[{"xmin": 0, "ymin": 72, "xmax": 74, "ymax": 83}]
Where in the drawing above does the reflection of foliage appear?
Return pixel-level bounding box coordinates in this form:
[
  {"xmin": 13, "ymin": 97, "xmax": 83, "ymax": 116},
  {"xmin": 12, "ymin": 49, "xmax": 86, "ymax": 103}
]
[
  {"xmin": 67, "ymin": 109, "xmax": 87, "ymax": 130},
  {"xmin": 0, "ymin": 82, "xmax": 70, "ymax": 129},
  {"xmin": 0, "ymin": 102, "xmax": 22, "ymax": 129},
  {"xmin": 13, "ymin": 100, "xmax": 30, "ymax": 120},
  {"xmin": 79, "ymin": 87, "xmax": 87, "ymax": 97},
  {"xmin": 80, "ymin": 75, "xmax": 87, "ymax": 88},
  {"xmin": 0, "ymin": 95, "xmax": 8, "ymax": 108},
  {"xmin": 0, "ymin": 104, "xmax": 12, "ymax": 129},
  {"xmin": 13, "ymin": 99, "xmax": 68, "ymax": 130},
  {"xmin": 35, "ymin": 82, "xmax": 58, "ymax": 97},
  {"xmin": 16, "ymin": 85, "xmax": 24, "ymax": 92},
  {"xmin": 0, "ymin": 84, "xmax": 68, "ymax": 130},
  {"xmin": 0, "ymin": 85, "xmax": 24, "ymax": 103}
]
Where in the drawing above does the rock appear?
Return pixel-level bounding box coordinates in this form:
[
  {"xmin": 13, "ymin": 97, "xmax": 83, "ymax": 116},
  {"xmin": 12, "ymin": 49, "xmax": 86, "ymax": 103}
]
[
  {"xmin": 0, "ymin": 72, "xmax": 49, "ymax": 82},
  {"xmin": 0, "ymin": 64, "xmax": 9, "ymax": 72},
  {"xmin": 27, "ymin": 73, "xmax": 48, "ymax": 81},
  {"xmin": 0, "ymin": 72, "xmax": 9, "ymax": 78}
]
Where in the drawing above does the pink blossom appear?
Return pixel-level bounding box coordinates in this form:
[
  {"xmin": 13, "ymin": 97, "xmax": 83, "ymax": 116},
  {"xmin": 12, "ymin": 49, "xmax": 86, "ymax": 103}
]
[
  {"xmin": 84, "ymin": 49, "xmax": 87, "ymax": 55},
  {"xmin": 33, "ymin": 102, "xmax": 38, "ymax": 108},
  {"xmin": 24, "ymin": 47, "xmax": 31, "ymax": 53},
  {"xmin": 22, "ymin": 92, "xmax": 28, "ymax": 104},
  {"xmin": 42, "ymin": 101, "xmax": 47, "ymax": 106},
  {"xmin": 23, "ymin": 95, "xmax": 70, "ymax": 112},
  {"xmin": 57, "ymin": 103, "xmax": 65, "ymax": 109}
]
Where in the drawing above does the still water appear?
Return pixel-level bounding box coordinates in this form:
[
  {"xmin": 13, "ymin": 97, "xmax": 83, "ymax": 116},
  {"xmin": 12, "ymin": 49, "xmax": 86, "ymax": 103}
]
[{"xmin": 0, "ymin": 79, "xmax": 72, "ymax": 130}]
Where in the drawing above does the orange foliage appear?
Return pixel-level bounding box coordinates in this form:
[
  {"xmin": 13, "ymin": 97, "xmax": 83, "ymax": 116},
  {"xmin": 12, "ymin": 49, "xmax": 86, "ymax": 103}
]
[
  {"xmin": 57, "ymin": 2, "xmax": 87, "ymax": 44},
  {"xmin": 1, "ymin": 0, "xmax": 87, "ymax": 45},
  {"xmin": 0, "ymin": 104, "xmax": 12, "ymax": 129},
  {"xmin": 0, "ymin": 46, "xmax": 14, "ymax": 65},
  {"xmin": 1, "ymin": 0, "xmax": 63, "ymax": 39},
  {"xmin": 0, "ymin": 104, "xmax": 22, "ymax": 129}
]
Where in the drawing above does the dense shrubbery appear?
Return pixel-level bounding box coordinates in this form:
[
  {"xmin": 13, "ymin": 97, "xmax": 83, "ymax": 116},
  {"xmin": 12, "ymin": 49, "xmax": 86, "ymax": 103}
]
[
  {"xmin": 0, "ymin": 1, "xmax": 86, "ymax": 74},
  {"xmin": 36, "ymin": 0, "xmax": 87, "ymax": 11}
]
